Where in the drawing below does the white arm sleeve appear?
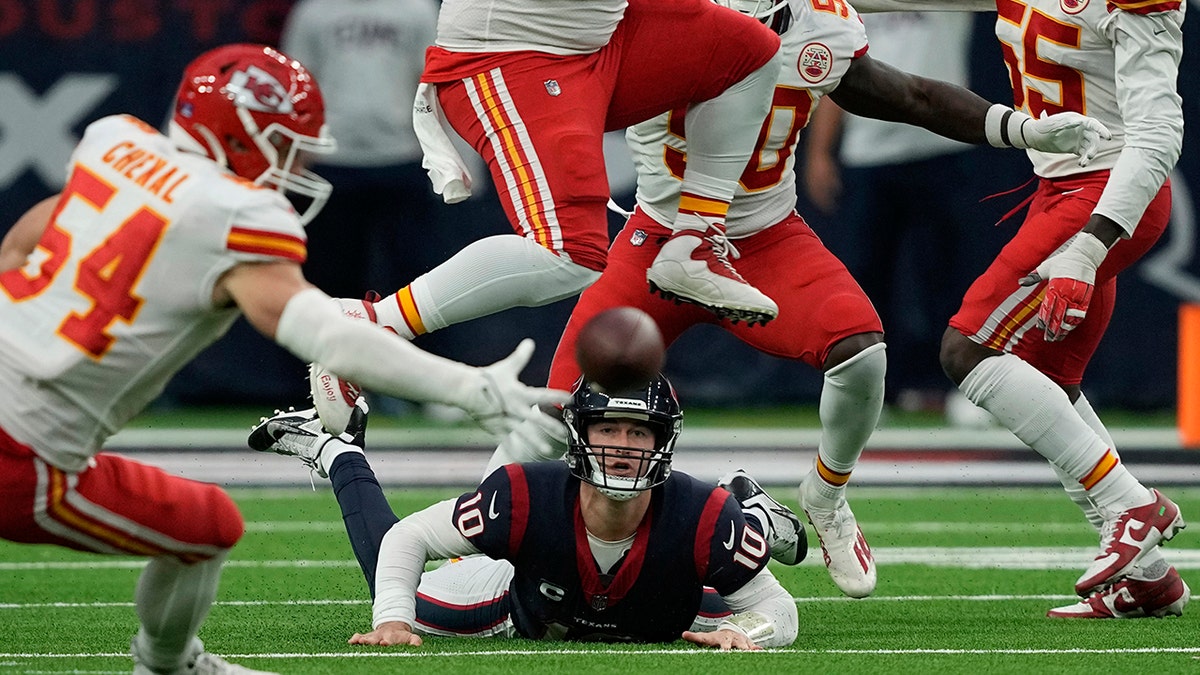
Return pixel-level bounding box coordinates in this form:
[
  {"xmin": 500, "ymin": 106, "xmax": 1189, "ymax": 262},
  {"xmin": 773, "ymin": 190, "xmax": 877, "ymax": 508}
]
[
  {"xmin": 275, "ymin": 288, "xmax": 489, "ymax": 409},
  {"xmin": 717, "ymin": 567, "xmax": 798, "ymax": 648},
  {"xmin": 372, "ymin": 499, "xmax": 482, "ymax": 628},
  {"xmin": 1092, "ymin": 9, "xmax": 1184, "ymax": 236}
]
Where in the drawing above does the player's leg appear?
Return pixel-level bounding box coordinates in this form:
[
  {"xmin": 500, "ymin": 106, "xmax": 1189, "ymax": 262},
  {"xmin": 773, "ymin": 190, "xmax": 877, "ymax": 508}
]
[
  {"xmin": 726, "ymin": 216, "xmax": 884, "ymax": 596},
  {"xmin": 248, "ymin": 402, "xmax": 399, "ymax": 598},
  {"xmin": 1043, "ymin": 393, "xmax": 1183, "ymax": 618},
  {"xmin": 370, "ymin": 53, "xmax": 609, "ymax": 337},
  {"xmin": 485, "ymin": 213, "xmax": 708, "ymax": 472},
  {"xmin": 608, "ymin": 0, "xmax": 783, "ymax": 323},
  {"xmin": 546, "ymin": 213, "xmax": 713, "ymax": 391},
  {"xmin": 412, "ymin": 555, "xmax": 518, "ymax": 638},
  {"xmin": 940, "ymin": 177, "xmax": 1182, "ymax": 594},
  {"xmin": 0, "ymin": 432, "xmax": 261, "ymax": 674}
]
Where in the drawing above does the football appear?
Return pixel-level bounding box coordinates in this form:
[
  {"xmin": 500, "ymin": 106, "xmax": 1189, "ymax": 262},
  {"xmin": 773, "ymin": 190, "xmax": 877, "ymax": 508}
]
[{"xmin": 575, "ymin": 306, "xmax": 665, "ymax": 393}]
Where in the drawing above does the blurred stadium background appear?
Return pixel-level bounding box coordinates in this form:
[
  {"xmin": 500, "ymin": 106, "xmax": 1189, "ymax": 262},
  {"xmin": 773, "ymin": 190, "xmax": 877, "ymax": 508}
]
[{"xmin": 2, "ymin": 2, "xmax": 1199, "ymax": 457}]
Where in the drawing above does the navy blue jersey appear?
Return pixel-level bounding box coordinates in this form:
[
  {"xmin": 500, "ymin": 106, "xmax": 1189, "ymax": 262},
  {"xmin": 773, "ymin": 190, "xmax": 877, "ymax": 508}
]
[{"xmin": 450, "ymin": 462, "xmax": 770, "ymax": 642}]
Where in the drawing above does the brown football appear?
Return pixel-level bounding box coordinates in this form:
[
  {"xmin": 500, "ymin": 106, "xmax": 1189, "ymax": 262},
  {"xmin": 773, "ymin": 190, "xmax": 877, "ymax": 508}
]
[{"xmin": 575, "ymin": 306, "xmax": 665, "ymax": 393}]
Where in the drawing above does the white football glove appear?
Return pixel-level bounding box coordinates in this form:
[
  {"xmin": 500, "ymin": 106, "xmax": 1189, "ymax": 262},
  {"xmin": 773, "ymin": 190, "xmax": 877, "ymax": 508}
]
[
  {"xmin": 460, "ymin": 339, "xmax": 571, "ymax": 437},
  {"xmin": 985, "ymin": 104, "xmax": 1111, "ymax": 167},
  {"xmin": 483, "ymin": 405, "xmax": 569, "ymax": 477},
  {"xmin": 1018, "ymin": 232, "xmax": 1109, "ymax": 342}
]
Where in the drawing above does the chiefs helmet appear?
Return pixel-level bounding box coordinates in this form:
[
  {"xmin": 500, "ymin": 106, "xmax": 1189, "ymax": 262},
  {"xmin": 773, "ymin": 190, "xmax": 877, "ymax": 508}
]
[
  {"xmin": 169, "ymin": 44, "xmax": 336, "ymax": 224},
  {"xmin": 720, "ymin": 0, "xmax": 791, "ymax": 34},
  {"xmin": 563, "ymin": 374, "xmax": 682, "ymax": 501}
]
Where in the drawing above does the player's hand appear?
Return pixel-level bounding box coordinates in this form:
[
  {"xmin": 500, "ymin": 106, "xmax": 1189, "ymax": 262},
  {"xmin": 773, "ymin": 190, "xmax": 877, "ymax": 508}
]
[
  {"xmin": 349, "ymin": 621, "xmax": 423, "ymax": 647},
  {"xmin": 1018, "ymin": 232, "xmax": 1110, "ymax": 342},
  {"xmin": 497, "ymin": 405, "xmax": 569, "ymax": 462},
  {"xmin": 682, "ymin": 629, "xmax": 762, "ymax": 651},
  {"xmin": 1021, "ymin": 112, "xmax": 1112, "ymax": 167},
  {"xmin": 466, "ymin": 339, "xmax": 572, "ymax": 437}
]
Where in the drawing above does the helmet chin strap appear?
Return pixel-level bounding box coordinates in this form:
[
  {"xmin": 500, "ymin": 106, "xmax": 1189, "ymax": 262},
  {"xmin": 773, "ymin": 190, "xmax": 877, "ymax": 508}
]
[{"xmin": 168, "ymin": 120, "xmax": 227, "ymax": 167}]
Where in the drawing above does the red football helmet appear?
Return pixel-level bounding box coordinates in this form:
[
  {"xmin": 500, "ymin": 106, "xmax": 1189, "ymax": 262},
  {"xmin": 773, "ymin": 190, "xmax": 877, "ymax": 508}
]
[{"xmin": 170, "ymin": 44, "xmax": 337, "ymax": 224}]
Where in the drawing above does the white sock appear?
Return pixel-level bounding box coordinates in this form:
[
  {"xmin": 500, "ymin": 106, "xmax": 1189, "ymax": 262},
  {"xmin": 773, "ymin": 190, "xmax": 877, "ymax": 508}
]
[
  {"xmin": 372, "ymin": 234, "xmax": 599, "ymax": 335},
  {"xmin": 321, "ymin": 438, "xmax": 366, "ymax": 477},
  {"xmin": 133, "ymin": 550, "xmax": 228, "ymax": 672},
  {"xmin": 806, "ymin": 343, "xmax": 886, "ymax": 505},
  {"xmin": 959, "ymin": 354, "xmax": 1150, "ymax": 511},
  {"xmin": 1063, "ymin": 394, "xmax": 1167, "ymax": 569}
]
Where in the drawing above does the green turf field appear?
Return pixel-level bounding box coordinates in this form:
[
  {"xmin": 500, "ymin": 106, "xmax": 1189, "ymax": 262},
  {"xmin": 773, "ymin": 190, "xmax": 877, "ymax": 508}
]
[{"xmin": 2, "ymin": 487, "xmax": 1197, "ymax": 674}]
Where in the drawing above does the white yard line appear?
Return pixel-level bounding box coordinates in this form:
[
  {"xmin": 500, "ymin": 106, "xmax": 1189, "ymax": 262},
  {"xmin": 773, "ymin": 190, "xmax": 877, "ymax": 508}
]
[{"xmin": 3, "ymin": 547, "xmax": 1200, "ymax": 572}]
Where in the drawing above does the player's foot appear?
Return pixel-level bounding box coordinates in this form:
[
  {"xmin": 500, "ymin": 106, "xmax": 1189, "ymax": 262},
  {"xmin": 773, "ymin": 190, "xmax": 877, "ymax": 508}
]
[
  {"xmin": 800, "ymin": 472, "xmax": 876, "ymax": 598},
  {"xmin": 718, "ymin": 469, "xmax": 806, "ymax": 565},
  {"xmin": 247, "ymin": 400, "xmax": 367, "ymax": 479},
  {"xmin": 1049, "ymin": 565, "xmax": 1189, "ymax": 619},
  {"xmin": 646, "ymin": 229, "xmax": 777, "ymax": 326},
  {"xmin": 309, "ymin": 292, "xmax": 384, "ymax": 434},
  {"xmin": 1075, "ymin": 489, "xmax": 1186, "ymax": 596},
  {"xmin": 133, "ymin": 637, "xmax": 278, "ymax": 674}
]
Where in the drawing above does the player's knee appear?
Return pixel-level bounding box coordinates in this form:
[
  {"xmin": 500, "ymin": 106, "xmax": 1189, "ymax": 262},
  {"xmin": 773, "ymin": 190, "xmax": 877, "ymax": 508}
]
[
  {"xmin": 939, "ymin": 328, "xmax": 985, "ymax": 385},
  {"xmin": 823, "ymin": 332, "xmax": 884, "ymax": 372},
  {"xmin": 201, "ymin": 486, "xmax": 245, "ymax": 549}
]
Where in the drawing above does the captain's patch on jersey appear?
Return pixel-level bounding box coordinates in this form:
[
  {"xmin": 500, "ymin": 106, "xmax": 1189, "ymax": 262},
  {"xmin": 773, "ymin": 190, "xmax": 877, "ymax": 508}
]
[{"xmin": 797, "ymin": 43, "xmax": 834, "ymax": 84}]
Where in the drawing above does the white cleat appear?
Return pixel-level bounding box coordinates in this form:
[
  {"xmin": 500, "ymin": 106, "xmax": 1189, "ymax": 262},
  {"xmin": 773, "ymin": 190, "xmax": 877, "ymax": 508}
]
[
  {"xmin": 133, "ymin": 638, "xmax": 278, "ymax": 675},
  {"xmin": 801, "ymin": 473, "xmax": 876, "ymax": 598},
  {"xmin": 647, "ymin": 229, "xmax": 777, "ymax": 325}
]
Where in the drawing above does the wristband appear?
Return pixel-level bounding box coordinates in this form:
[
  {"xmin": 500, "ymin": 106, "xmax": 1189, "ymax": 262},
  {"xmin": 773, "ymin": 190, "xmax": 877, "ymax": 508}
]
[{"xmin": 985, "ymin": 104, "xmax": 1031, "ymax": 149}]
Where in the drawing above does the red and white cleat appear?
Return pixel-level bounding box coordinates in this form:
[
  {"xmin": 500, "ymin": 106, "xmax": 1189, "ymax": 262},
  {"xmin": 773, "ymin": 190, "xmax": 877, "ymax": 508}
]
[
  {"xmin": 646, "ymin": 227, "xmax": 777, "ymax": 326},
  {"xmin": 1049, "ymin": 566, "xmax": 1190, "ymax": 619},
  {"xmin": 1075, "ymin": 489, "xmax": 1186, "ymax": 596},
  {"xmin": 801, "ymin": 474, "xmax": 875, "ymax": 598}
]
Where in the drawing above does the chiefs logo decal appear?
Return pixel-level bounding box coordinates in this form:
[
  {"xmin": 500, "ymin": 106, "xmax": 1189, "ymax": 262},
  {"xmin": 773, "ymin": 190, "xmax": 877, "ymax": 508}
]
[
  {"xmin": 797, "ymin": 43, "xmax": 834, "ymax": 84},
  {"xmin": 1060, "ymin": 0, "xmax": 1089, "ymax": 13},
  {"xmin": 226, "ymin": 65, "xmax": 294, "ymax": 114}
]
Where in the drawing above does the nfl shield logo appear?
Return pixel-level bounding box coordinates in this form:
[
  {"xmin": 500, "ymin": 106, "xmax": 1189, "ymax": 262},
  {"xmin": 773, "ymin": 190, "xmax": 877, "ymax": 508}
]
[
  {"xmin": 630, "ymin": 229, "xmax": 647, "ymax": 246},
  {"xmin": 544, "ymin": 79, "xmax": 561, "ymax": 96}
]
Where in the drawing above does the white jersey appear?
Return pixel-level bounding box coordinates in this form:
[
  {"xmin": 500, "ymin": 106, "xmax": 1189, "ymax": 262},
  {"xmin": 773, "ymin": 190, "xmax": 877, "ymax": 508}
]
[
  {"xmin": 435, "ymin": 0, "xmax": 627, "ymax": 55},
  {"xmin": 994, "ymin": 0, "xmax": 1184, "ymax": 231},
  {"xmin": 0, "ymin": 115, "xmax": 307, "ymax": 472},
  {"xmin": 627, "ymin": 0, "xmax": 868, "ymax": 238}
]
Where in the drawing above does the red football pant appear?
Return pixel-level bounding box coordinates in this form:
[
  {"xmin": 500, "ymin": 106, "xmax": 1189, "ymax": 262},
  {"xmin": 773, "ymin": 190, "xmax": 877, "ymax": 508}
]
[
  {"xmin": 547, "ymin": 211, "xmax": 883, "ymax": 390},
  {"xmin": 423, "ymin": 0, "xmax": 780, "ymax": 272},
  {"xmin": 0, "ymin": 427, "xmax": 242, "ymax": 562},
  {"xmin": 950, "ymin": 171, "xmax": 1171, "ymax": 386}
]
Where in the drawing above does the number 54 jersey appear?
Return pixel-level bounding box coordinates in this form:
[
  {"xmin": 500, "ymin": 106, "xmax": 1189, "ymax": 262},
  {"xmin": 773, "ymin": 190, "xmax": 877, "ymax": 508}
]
[
  {"xmin": 0, "ymin": 114, "xmax": 307, "ymax": 472},
  {"xmin": 627, "ymin": 0, "xmax": 868, "ymax": 239}
]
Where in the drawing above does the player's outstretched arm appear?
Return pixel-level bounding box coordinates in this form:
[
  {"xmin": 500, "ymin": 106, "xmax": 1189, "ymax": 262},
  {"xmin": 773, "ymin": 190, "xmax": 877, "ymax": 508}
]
[
  {"xmin": 219, "ymin": 263, "xmax": 569, "ymax": 435},
  {"xmin": 829, "ymin": 54, "xmax": 1109, "ymax": 164}
]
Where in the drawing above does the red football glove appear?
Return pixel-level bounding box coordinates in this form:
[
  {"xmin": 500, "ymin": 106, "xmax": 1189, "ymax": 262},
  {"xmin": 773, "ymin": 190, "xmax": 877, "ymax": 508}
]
[{"xmin": 1018, "ymin": 233, "xmax": 1110, "ymax": 342}]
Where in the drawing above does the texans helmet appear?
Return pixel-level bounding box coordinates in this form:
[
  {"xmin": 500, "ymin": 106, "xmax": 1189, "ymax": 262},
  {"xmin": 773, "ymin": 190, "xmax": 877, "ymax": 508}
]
[
  {"xmin": 563, "ymin": 374, "xmax": 683, "ymax": 501},
  {"xmin": 169, "ymin": 43, "xmax": 337, "ymax": 224}
]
